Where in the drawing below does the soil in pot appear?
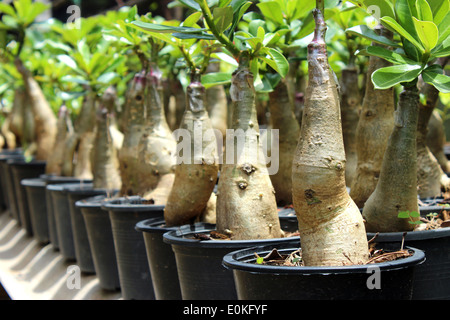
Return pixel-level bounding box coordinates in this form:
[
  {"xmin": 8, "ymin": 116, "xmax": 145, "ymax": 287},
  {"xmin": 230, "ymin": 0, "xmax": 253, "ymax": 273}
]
[
  {"xmin": 163, "ymin": 222, "xmax": 300, "ymax": 300},
  {"xmin": 21, "ymin": 177, "xmax": 50, "ymax": 245},
  {"xmin": 222, "ymin": 238, "xmax": 425, "ymax": 300},
  {"xmin": 367, "ymin": 206, "xmax": 450, "ymax": 300},
  {"xmin": 102, "ymin": 196, "xmax": 165, "ymax": 300},
  {"xmin": 9, "ymin": 158, "xmax": 46, "ymax": 236},
  {"xmin": 76, "ymin": 195, "xmax": 121, "ymax": 291},
  {"xmin": 135, "ymin": 217, "xmax": 182, "ymax": 300}
]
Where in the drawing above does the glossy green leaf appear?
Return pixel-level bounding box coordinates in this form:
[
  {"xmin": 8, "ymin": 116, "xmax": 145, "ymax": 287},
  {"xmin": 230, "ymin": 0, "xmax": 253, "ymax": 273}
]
[
  {"xmin": 415, "ymin": 0, "xmax": 434, "ymax": 21},
  {"xmin": 381, "ymin": 16, "xmax": 425, "ymax": 52},
  {"xmin": 432, "ymin": 36, "xmax": 450, "ymax": 57},
  {"xmin": 395, "ymin": 0, "xmax": 418, "ymax": 35},
  {"xmin": 201, "ymin": 72, "xmax": 232, "ymax": 88},
  {"xmin": 227, "ymin": 1, "xmax": 251, "ymax": 40},
  {"xmin": 422, "ymin": 68, "xmax": 450, "ymax": 93},
  {"xmin": 131, "ymin": 21, "xmax": 206, "ymax": 34},
  {"xmin": 428, "ymin": 0, "xmax": 449, "ymax": 25},
  {"xmin": 345, "ymin": 25, "xmax": 400, "ymax": 47},
  {"xmin": 287, "ymin": 0, "xmax": 315, "ymax": 21},
  {"xmin": 57, "ymin": 55, "xmax": 78, "ymax": 71},
  {"xmin": 359, "ymin": 46, "xmax": 418, "ymax": 65},
  {"xmin": 213, "ymin": 6, "xmax": 234, "ymax": 33},
  {"xmin": 437, "ymin": 12, "xmax": 450, "ymax": 45},
  {"xmin": 412, "ymin": 17, "xmax": 439, "ymax": 51},
  {"xmin": 262, "ymin": 48, "xmax": 289, "ymax": 78},
  {"xmin": 182, "ymin": 12, "xmax": 203, "ymax": 27},
  {"xmin": 371, "ymin": 64, "xmax": 423, "ymax": 89},
  {"xmin": 256, "ymin": 1, "xmax": 284, "ymax": 25}
]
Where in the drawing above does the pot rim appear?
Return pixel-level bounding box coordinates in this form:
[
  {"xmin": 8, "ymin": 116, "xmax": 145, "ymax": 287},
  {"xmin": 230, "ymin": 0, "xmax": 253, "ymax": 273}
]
[
  {"xmin": 162, "ymin": 222, "xmax": 300, "ymax": 249},
  {"xmin": 40, "ymin": 174, "xmax": 93, "ymax": 184},
  {"xmin": 135, "ymin": 217, "xmax": 176, "ymax": 234},
  {"xmin": 21, "ymin": 177, "xmax": 47, "ymax": 187},
  {"xmin": 46, "ymin": 182, "xmax": 95, "ymax": 193},
  {"xmin": 75, "ymin": 194, "xmax": 110, "ymax": 209},
  {"xmin": 7, "ymin": 158, "xmax": 46, "ymax": 166},
  {"xmin": 222, "ymin": 242, "xmax": 426, "ymax": 275},
  {"xmin": 102, "ymin": 196, "xmax": 165, "ymax": 212}
]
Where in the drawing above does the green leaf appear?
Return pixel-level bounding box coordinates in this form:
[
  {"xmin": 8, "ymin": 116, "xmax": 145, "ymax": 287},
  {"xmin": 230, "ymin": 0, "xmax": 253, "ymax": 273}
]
[
  {"xmin": 97, "ymin": 72, "xmax": 118, "ymax": 84},
  {"xmin": 172, "ymin": 32, "xmax": 215, "ymax": 40},
  {"xmin": 201, "ymin": 72, "xmax": 232, "ymax": 88},
  {"xmin": 428, "ymin": 0, "xmax": 449, "ymax": 25},
  {"xmin": 227, "ymin": 1, "xmax": 252, "ymax": 40},
  {"xmin": 345, "ymin": 25, "xmax": 400, "ymax": 47},
  {"xmin": 398, "ymin": 211, "xmax": 411, "ymax": 218},
  {"xmin": 359, "ymin": 46, "xmax": 418, "ymax": 65},
  {"xmin": 422, "ymin": 69, "xmax": 450, "ymax": 93},
  {"xmin": 395, "ymin": 0, "xmax": 419, "ymax": 38},
  {"xmin": 409, "ymin": 211, "xmax": 420, "ymax": 218},
  {"xmin": 381, "ymin": 16, "xmax": 425, "ymax": 52},
  {"xmin": 412, "ymin": 17, "xmax": 439, "ymax": 51},
  {"xmin": 437, "ymin": 11, "xmax": 450, "ymax": 45},
  {"xmin": 177, "ymin": 0, "xmax": 201, "ymax": 11},
  {"xmin": 182, "ymin": 12, "xmax": 203, "ymax": 27},
  {"xmin": 57, "ymin": 55, "xmax": 78, "ymax": 71},
  {"xmin": 262, "ymin": 48, "xmax": 289, "ymax": 78},
  {"xmin": 432, "ymin": 36, "xmax": 450, "ymax": 57},
  {"xmin": 415, "ymin": 0, "xmax": 434, "ymax": 21},
  {"xmin": 256, "ymin": 1, "xmax": 284, "ymax": 25},
  {"xmin": 287, "ymin": 0, "xmax": 315, "ymax": 21},
  {"xmin": 213, "ymin": 6, "xmax": 234, "ymax": 33},
  {"xmin": 371, "ymin": 64, "xmax": 423, "ymax": 89},
  {"xmin": 131, "ymin": 21, "xmax": 206, "ymax": 34},
  {"xmin": 0, "ymin": 3, "xmax": 16, "ymax": 18}
]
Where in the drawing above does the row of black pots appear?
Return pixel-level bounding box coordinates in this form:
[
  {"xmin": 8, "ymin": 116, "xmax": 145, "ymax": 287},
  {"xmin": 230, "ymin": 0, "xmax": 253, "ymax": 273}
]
[{"xmin": 0, "ymin": 149, "xmax": 444, "ymax": 300}]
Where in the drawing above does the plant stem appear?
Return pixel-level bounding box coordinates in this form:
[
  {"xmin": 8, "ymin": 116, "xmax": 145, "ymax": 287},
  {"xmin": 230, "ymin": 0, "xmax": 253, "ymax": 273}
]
[{"xmin": 197, "ymin": 0, "xmax": 240, "ymax": 58}]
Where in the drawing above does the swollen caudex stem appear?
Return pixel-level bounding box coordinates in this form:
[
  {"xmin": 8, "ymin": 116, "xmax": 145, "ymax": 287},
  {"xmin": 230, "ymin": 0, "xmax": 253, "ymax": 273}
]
[
  {"xmin": 362, "ymin": 83, "xmax": 421, "ymax": 232},
  {"xmin": 340, "ymin": 66, "xmax": 362, "ymax": 187},
  {"xmin": 291, "ymin": 8, "xmax": 369, "ymax": 266},
  {"xmin": 164, "ymin": 72, "xmax": 219, "ymax": 226},
  {"xmin": 137, "ymin": 63, "xmax": 177, "ymax": 203},
  {"xmin": 268, "ymin": 78, "xmax": 300, "ymax": 206},
  {"xmin": 215, "ymin": 51, "xmax": 283, "ymax": 240},
  {"xmin": 427, "ymin": 110, "xmax": 450, "ymax": 173},
  {"xmin": 350, "ymin": 25, "xmax": 395, "ymax": 209},
  {"xmin": 46, "ymin": 105, "xmax": 73, "ymax": 175},
  {"xmin": 118, "ymin": 70, "xmax": 147, "ymax": 196},
  {"xmin": 416, "ymin": 77, "xmax": 450, "ymax": 198},
  {"xmin": 14, "ymin": 58, "xmax": 57, "ymax": 161},
  {"xmin": 90, "ymin": 87, "xmax": 122, "ymax": 191}
]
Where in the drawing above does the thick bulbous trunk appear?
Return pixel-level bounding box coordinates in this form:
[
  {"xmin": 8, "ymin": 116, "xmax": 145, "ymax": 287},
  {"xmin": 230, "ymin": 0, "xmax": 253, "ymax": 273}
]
[
  {"xmin": 215, "ymin": 53, "xmax": 283, "ymax": 240},
  {"xmin": 362, "ymin": 85, "xmax": 420, "ymax": 232},
  {"xmin": 292, "ymin": 8, "xmax": 369, "ymax": 267}
]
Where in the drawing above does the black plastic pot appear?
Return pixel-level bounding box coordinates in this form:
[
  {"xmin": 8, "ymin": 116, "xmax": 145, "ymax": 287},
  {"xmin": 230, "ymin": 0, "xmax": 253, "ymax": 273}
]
[
  {"xmin": 46, "ymin": 182, "xmax": 94, "ymax": 262},
  {"xmin": 76, "ymin": 195, "xmax": 121, "ymax": 291},
  {"xmin": 21, "ymin": 178, "xmax": 50, "ymax": 245},
  {"xmin": 0, "ymin": 154, "xmax": 24, "ymax": 219},
  {"xmin": 0, "ymin": 149, "xmax": 22, "ymax": 211},
  {"xmin": 367, "ymin": 206, "xmax": 450, "ymax": 300},
  {"xmin": 9, "ymin": 158, "xmax": 46, "ymax": 236},
  {"xmin": 42, "ymin": 175, "xmax": 91, "ymax": 251},
  {"xmin": 135, "ymin": 217, "xmax": 182, "ymax": 300},
  {"xmin": 102, "ymin": 197, "xmax": 165, "ymax": 300},
  {"xmin": 163, "ymin": 223, "xmax": 300, "ymax": 300},
  {"xmin": 66, "ymin": 184, "xmax": 117, "ymax": 274},
  {"xmin": 278, "ymin": 207, "xmax": 297, "ymax": 233},
  {"xmin": 223, "ymin": 239, "xmax": 425, "ymax": 300}
]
